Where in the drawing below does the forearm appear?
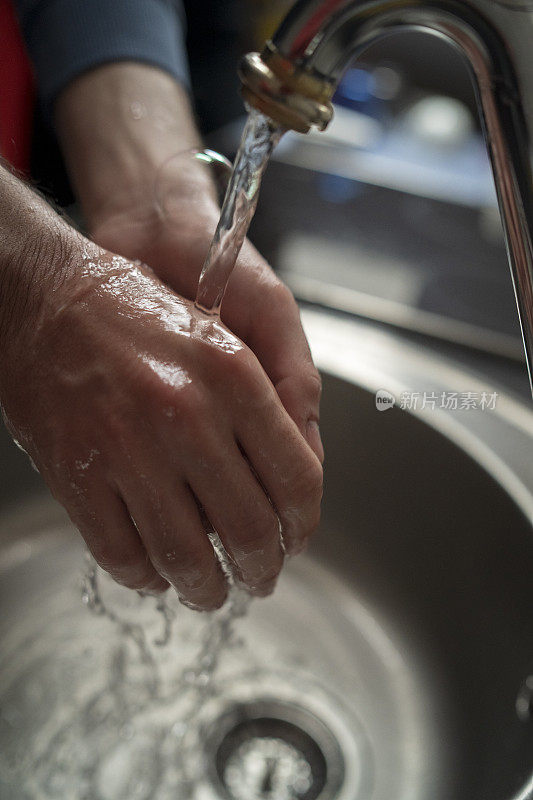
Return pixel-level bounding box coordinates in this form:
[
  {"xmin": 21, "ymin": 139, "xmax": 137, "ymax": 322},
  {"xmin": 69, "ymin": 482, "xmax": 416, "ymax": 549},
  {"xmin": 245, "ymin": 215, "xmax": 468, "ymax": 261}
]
[
  {"xmin": 0, "ymin": 165, "xmax": 76, "ymax": 360},
  {"xmin": 55, "ymin": 62, "xmax": 203, "ymax": 231}
]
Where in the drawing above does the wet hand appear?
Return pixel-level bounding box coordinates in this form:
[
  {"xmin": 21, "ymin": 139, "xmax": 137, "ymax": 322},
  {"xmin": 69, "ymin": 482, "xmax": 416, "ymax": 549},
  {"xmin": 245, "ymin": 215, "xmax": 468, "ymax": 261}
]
[
  {"xmin": 0, "ymin": 238, "xmax": 323, "ymax": 610},
  {"xmin": 91, "ymin": 204, "xmax": 325, "ymax": 466}
]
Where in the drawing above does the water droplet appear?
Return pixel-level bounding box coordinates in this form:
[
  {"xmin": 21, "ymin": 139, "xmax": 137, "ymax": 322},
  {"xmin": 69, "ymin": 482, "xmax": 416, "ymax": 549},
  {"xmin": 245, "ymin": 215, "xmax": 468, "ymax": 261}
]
[{"xmin": 130, "ymin": 101, "xmax": 147, "ymax": 120}]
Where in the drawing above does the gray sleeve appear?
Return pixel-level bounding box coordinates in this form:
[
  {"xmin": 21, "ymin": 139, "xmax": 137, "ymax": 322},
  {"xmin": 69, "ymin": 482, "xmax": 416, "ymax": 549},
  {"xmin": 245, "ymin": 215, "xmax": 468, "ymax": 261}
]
[{"xmin": 13, "ymin": 0, "xmax": 190, "ymax": 120}]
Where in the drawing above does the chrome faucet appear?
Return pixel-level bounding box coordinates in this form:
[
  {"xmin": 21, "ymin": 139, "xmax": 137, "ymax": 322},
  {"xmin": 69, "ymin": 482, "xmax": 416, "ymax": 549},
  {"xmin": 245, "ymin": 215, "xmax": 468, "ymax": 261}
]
[{"xmin": 239, "ymin": 0, "xmax": 533, "ymax": 394}]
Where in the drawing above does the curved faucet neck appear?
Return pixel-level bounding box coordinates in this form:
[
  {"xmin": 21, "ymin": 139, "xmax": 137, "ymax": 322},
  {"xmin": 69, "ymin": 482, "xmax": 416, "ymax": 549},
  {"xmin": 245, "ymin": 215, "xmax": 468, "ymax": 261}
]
[{"xmin": 241, "ymin": 0, "xmax": 533, "ymax": 392}]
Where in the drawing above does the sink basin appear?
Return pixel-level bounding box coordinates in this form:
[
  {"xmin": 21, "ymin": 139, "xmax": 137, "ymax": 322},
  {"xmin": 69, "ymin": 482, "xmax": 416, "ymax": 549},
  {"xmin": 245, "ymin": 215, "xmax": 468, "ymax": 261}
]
[{"xmin": 1, "ymin": 310, "xmax": 532, "ymax": 800}]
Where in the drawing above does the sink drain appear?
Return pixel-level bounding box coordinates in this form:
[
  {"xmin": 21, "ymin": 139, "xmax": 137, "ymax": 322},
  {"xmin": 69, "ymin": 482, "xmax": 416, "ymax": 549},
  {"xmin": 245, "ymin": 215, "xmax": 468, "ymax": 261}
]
[{"xmin": 205, "ymin": 699, "xmax": 345, "ymax": 800}]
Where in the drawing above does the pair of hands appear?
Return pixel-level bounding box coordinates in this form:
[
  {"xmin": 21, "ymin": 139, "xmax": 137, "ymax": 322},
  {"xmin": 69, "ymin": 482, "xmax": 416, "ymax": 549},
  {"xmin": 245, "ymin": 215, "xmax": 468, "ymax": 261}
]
[{"xmin": 0, "ymin": 64, "xmax": 323, "ymax": 610}]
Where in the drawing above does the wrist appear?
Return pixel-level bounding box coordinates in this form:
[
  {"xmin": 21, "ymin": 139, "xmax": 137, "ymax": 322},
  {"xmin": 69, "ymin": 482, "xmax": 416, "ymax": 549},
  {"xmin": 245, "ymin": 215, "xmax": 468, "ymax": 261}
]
[
  {"xmin": 0, "ymin": 169, "xmax": 78, "ymax": 371},
  {"xmin": 55, "ymin": 62, "xmax": 202, "ymax": 230}
]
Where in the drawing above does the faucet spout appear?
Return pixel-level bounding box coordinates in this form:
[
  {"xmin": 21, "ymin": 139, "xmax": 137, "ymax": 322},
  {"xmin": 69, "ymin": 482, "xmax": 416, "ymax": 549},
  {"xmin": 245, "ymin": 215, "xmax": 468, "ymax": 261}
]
[{"xmin": 239, "ymin": 0, "xmax": 533, "ymax": 394}]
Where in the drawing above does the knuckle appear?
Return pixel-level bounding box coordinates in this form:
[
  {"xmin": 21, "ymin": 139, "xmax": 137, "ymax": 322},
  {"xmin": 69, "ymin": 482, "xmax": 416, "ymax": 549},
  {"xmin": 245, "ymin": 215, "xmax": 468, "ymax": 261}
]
[
  {"xmin": 139, "ymin": 368, "xmax": 171, "ymax": 405},
  {"xmin": 280, "ymin": 468, "xmax": 322, "ymax": 545},
  {"xmin": 281, "ymin": 461, "xmax": 323, "ymax": 543},
  {"xmin": 232, "ymin": 510, "xmax": 280, "ymax": 553},
  {"xmin": 102, "ymin": 407, "xmax": 130, "ymax": 447},
  {"xmin": 288, "ymin": 458, "xmax": 324, "ymax": 509},
  {"xmin": 177, "ymin": 382, "xmax": 207, "ymax": 419},
  {"xmin": 202, "ymin": 336, "xmax": 232, "ymax": 369},
  {"xmin": 304, "ymin": 370, "xmax": 322, "ymax": 402},
  {"xmin": 167, "ymin": 383, "xmax": 210, "ymax": 436},
  {"xmin": 229, "ymin": 353, "xmax": 267, "ymax": 405},
  {"xmin": 222, "ymin": 347, "xmax": 254, "ymax": 382},
  {"xmin": 204, "ymin": 335, "xmax": 251, "ymax": 377},
  {"xmin": 140, "ymin": 367, "xmax": 201, "ymax": 414},
  {"xmin": 203, "ymin": 341, "xmax": 267, "ymax": 406},
  {"xmin": 269, "ymin": 279, "xmax": 297, "ymax": 312}
]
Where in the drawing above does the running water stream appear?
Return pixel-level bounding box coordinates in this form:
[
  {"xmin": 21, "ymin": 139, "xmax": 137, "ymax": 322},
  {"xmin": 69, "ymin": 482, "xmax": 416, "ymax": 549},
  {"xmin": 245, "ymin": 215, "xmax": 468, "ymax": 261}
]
[
  {"xmin": 76, "ymin": 108, "xmax": 285, "ymax": 797},
  {"xmin": 195, "ymin": 109, "xmax": 284, "ymax": 314}
]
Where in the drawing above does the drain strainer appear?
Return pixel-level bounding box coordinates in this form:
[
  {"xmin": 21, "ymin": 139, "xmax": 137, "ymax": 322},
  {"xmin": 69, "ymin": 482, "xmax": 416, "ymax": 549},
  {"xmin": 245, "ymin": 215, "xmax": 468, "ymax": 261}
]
[{"xmin": 205, "ymin": 700, "xmax": 345, "ymax": 800}]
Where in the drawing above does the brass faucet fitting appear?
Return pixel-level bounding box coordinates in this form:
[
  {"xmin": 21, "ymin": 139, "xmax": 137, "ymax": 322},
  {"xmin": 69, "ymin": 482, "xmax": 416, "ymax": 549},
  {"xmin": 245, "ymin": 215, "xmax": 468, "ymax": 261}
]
[{"xmin": 238, "ymin": 42, "xmax": 334, "ymax": 133}]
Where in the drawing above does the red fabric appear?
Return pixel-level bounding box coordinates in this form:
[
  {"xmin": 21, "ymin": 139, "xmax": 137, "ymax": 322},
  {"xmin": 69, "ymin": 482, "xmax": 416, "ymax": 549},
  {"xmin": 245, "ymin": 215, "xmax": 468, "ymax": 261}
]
[{"xmin": 0, "ymin": 0, "xmax": 34, "ymax": 174}]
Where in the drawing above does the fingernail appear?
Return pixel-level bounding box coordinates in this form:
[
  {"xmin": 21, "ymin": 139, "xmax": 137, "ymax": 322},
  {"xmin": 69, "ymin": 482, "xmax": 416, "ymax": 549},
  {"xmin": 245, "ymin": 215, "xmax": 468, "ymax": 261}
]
[{"xmin": 306, "ymin": 419, "xmax": 324, "ymax": 463}]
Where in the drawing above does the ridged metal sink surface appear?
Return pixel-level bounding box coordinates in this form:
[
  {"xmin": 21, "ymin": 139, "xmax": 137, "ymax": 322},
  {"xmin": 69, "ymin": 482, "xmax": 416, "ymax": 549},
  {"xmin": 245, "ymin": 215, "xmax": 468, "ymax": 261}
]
[{"xmin": 1, "ymin": 310, "xmax": 532, "ymax": 800}]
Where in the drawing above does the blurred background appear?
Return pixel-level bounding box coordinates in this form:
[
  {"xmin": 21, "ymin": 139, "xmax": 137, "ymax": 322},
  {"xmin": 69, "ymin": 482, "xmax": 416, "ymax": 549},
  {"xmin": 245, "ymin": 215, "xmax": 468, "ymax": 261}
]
[{"xmin": 5, "ymin": 0, "xmax": 531, "ymax": 396}]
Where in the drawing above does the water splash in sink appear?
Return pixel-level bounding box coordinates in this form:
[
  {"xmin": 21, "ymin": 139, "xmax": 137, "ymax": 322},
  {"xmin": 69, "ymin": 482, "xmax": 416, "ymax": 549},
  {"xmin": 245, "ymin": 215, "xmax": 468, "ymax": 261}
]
[{"xmin": 77, "ymin": 536, "xmax": 252, "ymax": 798}]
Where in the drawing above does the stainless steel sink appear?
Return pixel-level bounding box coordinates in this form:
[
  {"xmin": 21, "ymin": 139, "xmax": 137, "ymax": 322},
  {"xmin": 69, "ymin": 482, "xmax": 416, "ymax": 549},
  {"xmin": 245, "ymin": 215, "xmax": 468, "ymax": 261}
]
[{"xmin": 1, "ymin": 309, "xmax": 532, "ymax": 800}]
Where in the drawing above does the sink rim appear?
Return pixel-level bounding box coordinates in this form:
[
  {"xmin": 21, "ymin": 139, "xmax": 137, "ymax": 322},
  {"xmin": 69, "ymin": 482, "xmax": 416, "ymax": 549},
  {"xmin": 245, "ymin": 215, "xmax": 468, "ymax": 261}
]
[{"xmin": 301, "ymin": 307, "xmax": 533, "ymax": 526}]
